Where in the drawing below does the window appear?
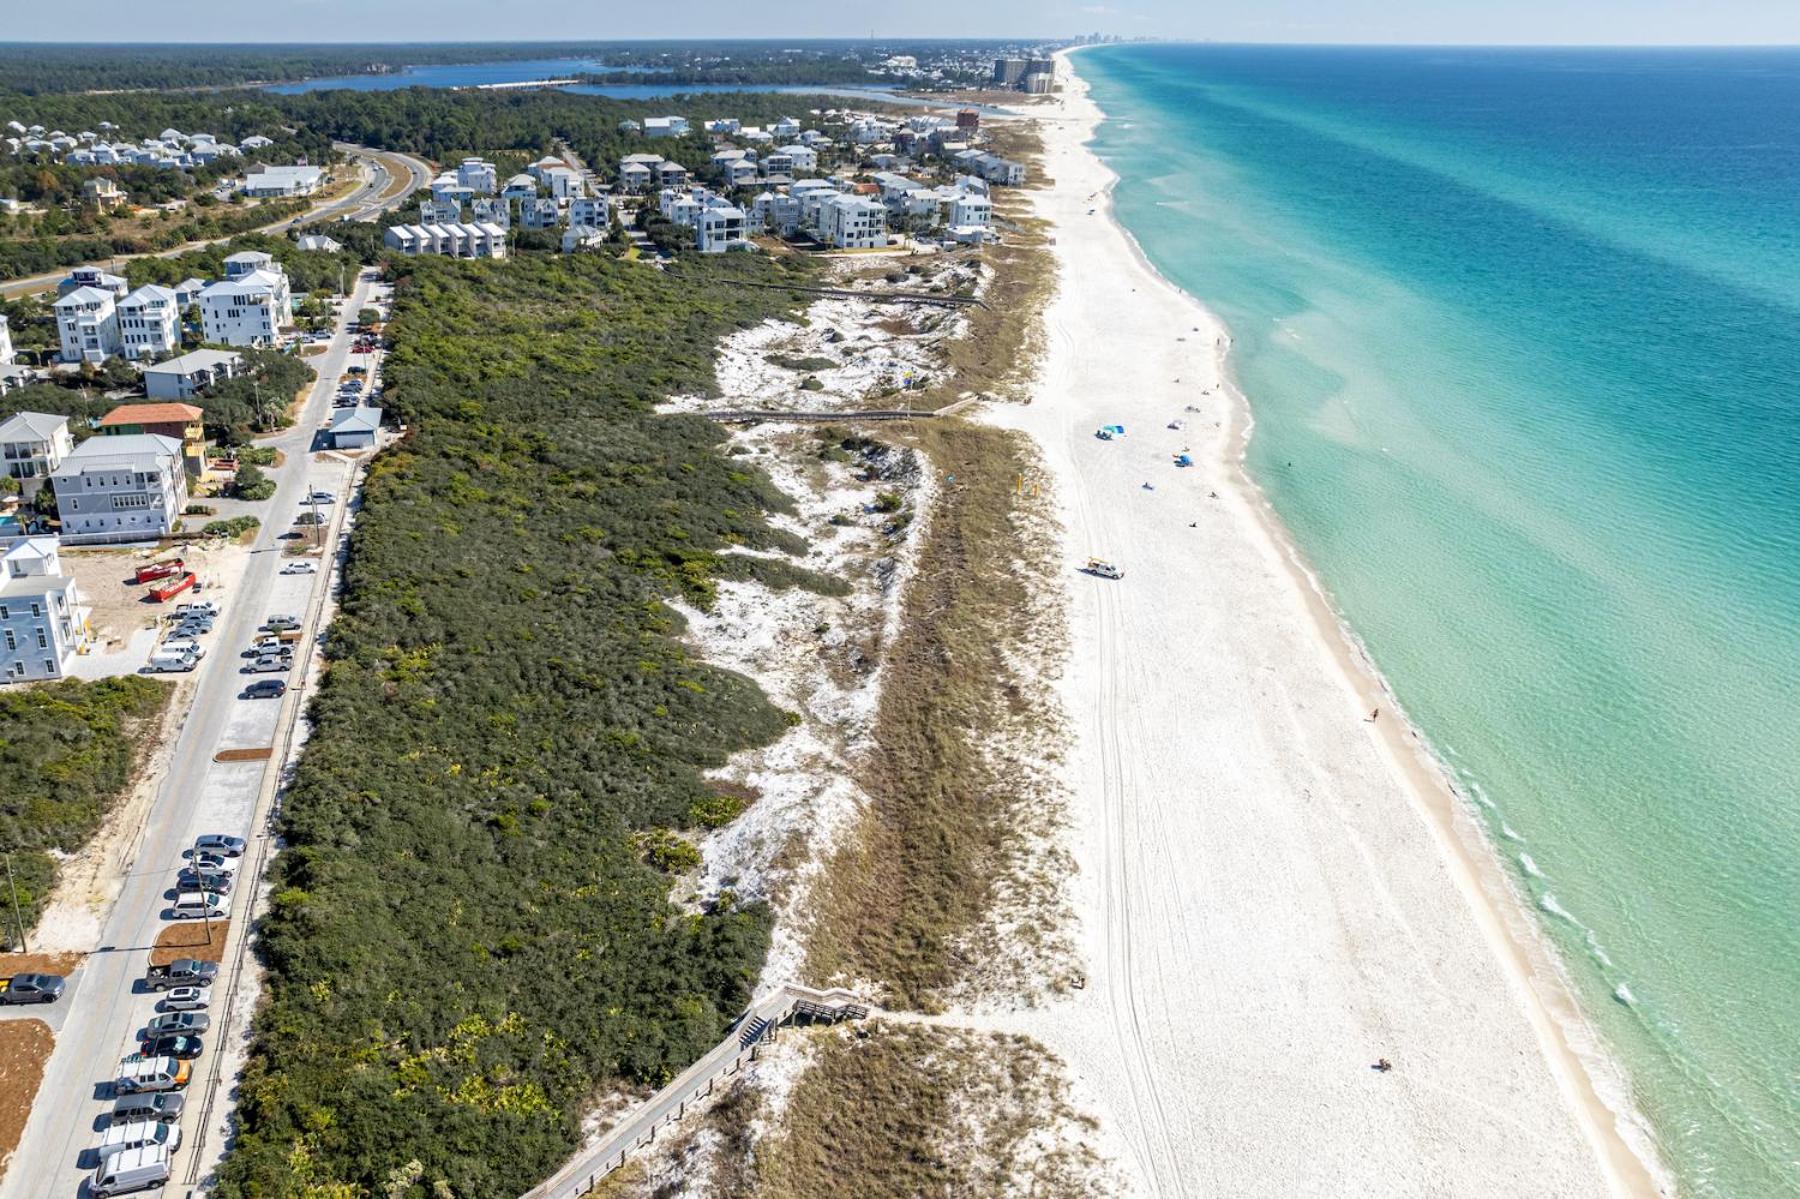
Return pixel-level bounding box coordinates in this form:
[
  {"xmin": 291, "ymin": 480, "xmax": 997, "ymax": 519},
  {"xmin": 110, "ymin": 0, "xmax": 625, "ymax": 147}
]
[
  {"xmin": 35, "ymin": 627, "xmax": 46, "ymax": 648},
  {"xmin": 28, "ymin": 602, "xmax": 40, "ymax": 618},
  {"xmin": 3, "ymin": 631, "xmax": 13, "ymax": 651},
  {"xmin": 43, "ymin": 659, "xmax": 55, "ymax": 676}
]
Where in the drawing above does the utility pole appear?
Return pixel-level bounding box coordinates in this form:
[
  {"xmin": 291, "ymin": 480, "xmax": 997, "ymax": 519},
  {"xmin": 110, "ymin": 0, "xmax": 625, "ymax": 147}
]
[{"xmin": 4, "ymin": 853, "xmax": 28, "ymax": 953}]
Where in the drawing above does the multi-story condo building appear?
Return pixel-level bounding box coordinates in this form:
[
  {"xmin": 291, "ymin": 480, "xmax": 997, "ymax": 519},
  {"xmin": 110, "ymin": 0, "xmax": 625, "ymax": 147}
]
[
  {"xmin": 199, "ymin": 268, "xmax": 290, "ymax": 347},
  {"xmin": 54, "ymin": 286, "xmax": 121, "ymax": 363},
  {"xmin": 568, "ymin": 196, "xmax": 609, "ymax": 229},
  {"xmin": 0, "ymin": 313, "xmax": 12, "ymax": 364},
  {"xmin": 50, "ymin": 433, "xmax": 186, "ymax": 542},
  {"xmin": 457, "ymin": 157, "xmax": 499, "ymax": 193},
  {"xmin": 696, "ymin": 203, "xmax": 749, "ymax": 254},
  {"xmin": 0, "ymin": 412, "xmax": 73, "ymax": 484},
  {"xmin": 815, "ymin": 194, "xmax": 888, "ymax": 249},
  {"xmin": 117, "ymin": 284, "xmax": 181, "ymax": 360},
  {"xmin": 0, "ymin": 537, "xmax": 90, "ymax": 683}
]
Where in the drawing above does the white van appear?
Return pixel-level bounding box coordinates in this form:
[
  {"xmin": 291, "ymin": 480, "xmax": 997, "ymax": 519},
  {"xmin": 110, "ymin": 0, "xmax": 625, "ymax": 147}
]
[
  {"xmin": 115, "ymin": 1055, "xmax": 190, "ymax": 1094},
  {"xmin": 96, "ymin": 1117, "xmax": 180, "ymax": 1159},
  {"xmin": 161, "ymin": 638, "xmax": 205, "ymax": 659},
  {"xmin": 169, "ymin": 891, "xmax": 227, "ymax": 920},
  {"xmin": 91, "ymin": 1143, "xmax": 172, "ymax": 1196},
  {"xmin": 145, "ymin": 651, "xmax": 197, "ymax": 674}
]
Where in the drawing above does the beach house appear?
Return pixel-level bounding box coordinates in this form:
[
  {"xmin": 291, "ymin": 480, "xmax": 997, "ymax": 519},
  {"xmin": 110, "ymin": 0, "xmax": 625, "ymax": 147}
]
[
  {"xmin": 50, "ymin": 433, "xmax": 186, "ymax": 542},
  {"xmin": 97, "ymin": 402, "xmax": 206, "ymax": 475},
  {"xmin": 143, "ymin": 348, "xmax": 241, "ymax": 399},
  {"xmin": 0, "ymin": 537, "xmax": 90, "ymax": 683},
  {"xmin": 816, "ymin": 194, "xmax": 888, "ymax": 249},
  {"xmin": 117, "ymin": 284, "xmax": 181, "ymax": 359},
  {"xmin": 199, "ymin": 268, "xmax": 290, "ymax": 347},
  {"xmin": 54, "ymin": 286, "xmax": 121, "ymax": 363},
  {"xmin": 0, "ymin": 412, "xmax": 73, "ymax": 484}
]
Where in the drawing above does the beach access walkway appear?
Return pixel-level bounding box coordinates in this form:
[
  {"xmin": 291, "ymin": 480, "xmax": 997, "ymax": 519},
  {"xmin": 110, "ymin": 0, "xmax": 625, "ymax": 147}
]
[{"xmin": 520, "ymin": 985, "xmax": 871, "ymax": 1199}]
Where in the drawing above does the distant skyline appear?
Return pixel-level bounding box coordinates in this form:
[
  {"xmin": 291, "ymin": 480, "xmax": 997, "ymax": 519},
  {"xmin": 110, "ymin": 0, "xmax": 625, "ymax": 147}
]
[{"xmin": 4, "ymin": 0, "xmax": 1800, "ymax": 47}]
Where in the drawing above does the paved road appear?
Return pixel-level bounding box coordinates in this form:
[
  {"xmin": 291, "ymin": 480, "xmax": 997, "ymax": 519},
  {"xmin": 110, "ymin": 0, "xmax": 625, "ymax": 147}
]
[
  {"xmin": 0, "ymin": 143, "xmax": 428, "ymax": 301},
  {"xmin": 0, "ymin": 275, "xmax": 385, "ymax": 1199}
]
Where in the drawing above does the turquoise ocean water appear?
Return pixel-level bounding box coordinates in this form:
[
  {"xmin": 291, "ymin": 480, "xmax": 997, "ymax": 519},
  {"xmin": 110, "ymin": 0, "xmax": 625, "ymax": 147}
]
[{"xmin": 1076, "ymin": 44, "xmax": 1799, "ymax": 1197}]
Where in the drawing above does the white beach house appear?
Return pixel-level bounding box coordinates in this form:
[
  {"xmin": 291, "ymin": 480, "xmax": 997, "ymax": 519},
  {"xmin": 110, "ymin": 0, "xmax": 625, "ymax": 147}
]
[
  {"xmin": 0, "ymin": 537, "xmax": 90, "ymax": 683},
  {"xmin": 54, "ymin": 286, "xmax": 121, "ymax": 363},
  {"xmin": 117, "ymin": 284, "xmax": 181, "ymax": 360}
]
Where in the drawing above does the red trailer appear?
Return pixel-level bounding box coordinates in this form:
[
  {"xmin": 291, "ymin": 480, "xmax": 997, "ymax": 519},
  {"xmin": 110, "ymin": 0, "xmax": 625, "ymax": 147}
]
[
  {"xmin": 149, "ymin": 573, "xmax": 197, "ymax": 603},
  {"xmin": 133, "ymin": 558, "xmax": 185, "ymax": 585}
]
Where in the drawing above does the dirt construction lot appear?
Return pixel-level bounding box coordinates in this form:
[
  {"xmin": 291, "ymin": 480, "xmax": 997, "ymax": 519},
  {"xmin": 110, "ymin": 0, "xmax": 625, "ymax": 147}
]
[{"xmin": 0, "ymin": 1020, "xmax": 53, "ymax": 1183}]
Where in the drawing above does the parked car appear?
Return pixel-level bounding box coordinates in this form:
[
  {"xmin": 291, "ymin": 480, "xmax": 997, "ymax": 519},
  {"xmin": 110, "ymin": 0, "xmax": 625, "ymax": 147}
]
[
  {"xmin": 167, "ymin": 892, "xmax": 227, "ymax": 921},
  {"xmin": 144, "ymin": 1012, "xmax": 210, "ymax": 1037},
  {"xmin": 177, "ymin": 870, "xmax": 233, "ymax": 895},
  {"xmin": 139, "ymin": 1034, "xmax": 203, "ymax": 1061},
  {"xmin": 114, "ymin": 1054, "xmax": 191, "ymax": 1091},
  {"xmin": 173, "ymin": 601, "xmax": 219, "ymax": 618},
  {"xmin": 262, "ymin": 615, "xmax": 300, "ymax": 631},
  {"xmin": 91, "ymin": 1143, "xmax": 173, "ymax": 1197},
  {"xmin": 0, "ymin": 973, "xmax": 65, "ymax": 1004},
  {"xmin": 170, "ymin": 623, "xmax": 212, "ymax": 641},
  {"xmin": 160, "ymin": 639, "xmax": 204, "ymax": 660},
  {"xmin": 243, "ymin": 679, "xmax": 287, "ymax": 700},
  {"xmin": 110, "ymin": 1091, "xmax": 185, "ymax": 1124},
  {"xmin": 281, "ymin": 560, "xmax": 318, "ymax": 574},
  {"xmin": 144, "ymin": 653, "xmax": 197, "ymax": 674},
  {"xmin": 193, "ymin": 834, "xmax": 247, "ymax": 858},
  {"xmin": 157, "ymin": 986, "xmax": 209, "ymax": 1012},
  {"xmin": 305, "ymin": 490, "xmax": 335, "ymax": 504},
  {"xmin": 143, "ymin": 960, "xmax": 217, "ymax": 991},
  {"xmin": 190, "ymin": 850, "xmax": 240, "ymax": 874},
  {"xmin": 97, "ymin": 1118, "xmax": 180, "ymax": 1160},
  {"xmin": 245, "ymin": 656, "xmax": 288, "ymax": 674},
  {"xmin": 294, "ymin": 512, "xmax": 326, "ymax": 526}
]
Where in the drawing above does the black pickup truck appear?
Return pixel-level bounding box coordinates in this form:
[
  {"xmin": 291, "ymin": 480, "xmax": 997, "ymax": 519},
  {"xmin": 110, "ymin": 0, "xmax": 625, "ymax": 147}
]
[{"xmin": 143, "ymin": 959, "xmax": 218, "ymax": 991}]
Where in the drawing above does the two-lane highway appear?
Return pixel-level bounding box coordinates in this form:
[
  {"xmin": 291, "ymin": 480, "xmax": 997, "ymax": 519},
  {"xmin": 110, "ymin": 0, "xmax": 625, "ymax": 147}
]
[
  {"xmin": 0, "ymin": 274, "xmax": 385, "ymax": 1199},
  {"xmin": 0, "ymin": 143, "xmax": 429, "ymax": 301}
]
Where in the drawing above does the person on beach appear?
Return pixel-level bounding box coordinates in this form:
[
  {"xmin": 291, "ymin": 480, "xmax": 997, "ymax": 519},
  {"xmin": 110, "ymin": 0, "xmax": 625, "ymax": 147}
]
[{"xmin": 1368, "ymin": 708, "xmax": 1380, "ymax": 722}]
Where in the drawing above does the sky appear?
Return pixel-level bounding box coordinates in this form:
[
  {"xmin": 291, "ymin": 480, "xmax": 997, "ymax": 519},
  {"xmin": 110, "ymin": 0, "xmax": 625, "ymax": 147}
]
[{"xmin": 5, "ymin": 0, "xmax": 1800, "ymax": 45}]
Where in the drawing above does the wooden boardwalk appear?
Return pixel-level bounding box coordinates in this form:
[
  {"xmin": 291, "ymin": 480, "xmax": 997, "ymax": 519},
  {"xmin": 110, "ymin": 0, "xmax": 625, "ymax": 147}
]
[{"xmin": 520, "ymin": 985, "xmax": 872, "ymax": 1199}]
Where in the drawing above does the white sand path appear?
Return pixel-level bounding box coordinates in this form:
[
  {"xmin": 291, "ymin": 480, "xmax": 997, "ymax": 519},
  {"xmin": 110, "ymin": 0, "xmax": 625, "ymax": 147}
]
[{"xmin": 957, "ymin": 55, "xmax": 1671, "ymax": 1199}]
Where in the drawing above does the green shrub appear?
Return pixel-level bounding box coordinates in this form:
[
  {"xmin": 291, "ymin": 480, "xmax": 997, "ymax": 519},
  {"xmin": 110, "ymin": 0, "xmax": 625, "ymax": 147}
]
[
  {"xmin": 0, "ymin": 677, "xmax": 169, "ymax": 948},
  {"xmin": 214, "ymin": 252, "xmax": 837, "ymax": 1199},
  {"xmin": 200, "ymin": 516, "xmax": 259, "ymax": 539},
  {"xmin": 232, "ymin": 463, "xmax": 274, "ymax": 500}
]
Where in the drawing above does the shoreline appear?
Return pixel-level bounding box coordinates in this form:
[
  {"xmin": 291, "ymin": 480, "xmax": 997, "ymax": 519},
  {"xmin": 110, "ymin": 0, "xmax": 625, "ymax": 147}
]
[{"xmin": 974, "ymin": 49, "xmax": 1670, "ymax": 1196}]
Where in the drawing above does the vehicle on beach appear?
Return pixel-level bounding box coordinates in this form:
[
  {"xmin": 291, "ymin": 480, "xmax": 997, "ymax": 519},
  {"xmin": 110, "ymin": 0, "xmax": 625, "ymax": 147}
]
[
  {"xmin": 1095, "ymin": 424, "xmax": 1125, "ymax": 440},
  {"xmin": 0, "ymin": 973, "xmax": 65, "ymax": 1004},
  {"xmin": 1082, "ymin": 558, "xmax": 1124, "ymax": 580},
  {"xmin": 144, "ymin": 960, "xmax": 217, "ymax": 991}
]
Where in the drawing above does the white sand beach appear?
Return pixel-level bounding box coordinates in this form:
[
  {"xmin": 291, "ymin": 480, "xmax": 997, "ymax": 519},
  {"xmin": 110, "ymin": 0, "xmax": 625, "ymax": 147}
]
[{"xmin": 969, "ymin": 55, "xmax": 1671, "ymax": 1198}]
